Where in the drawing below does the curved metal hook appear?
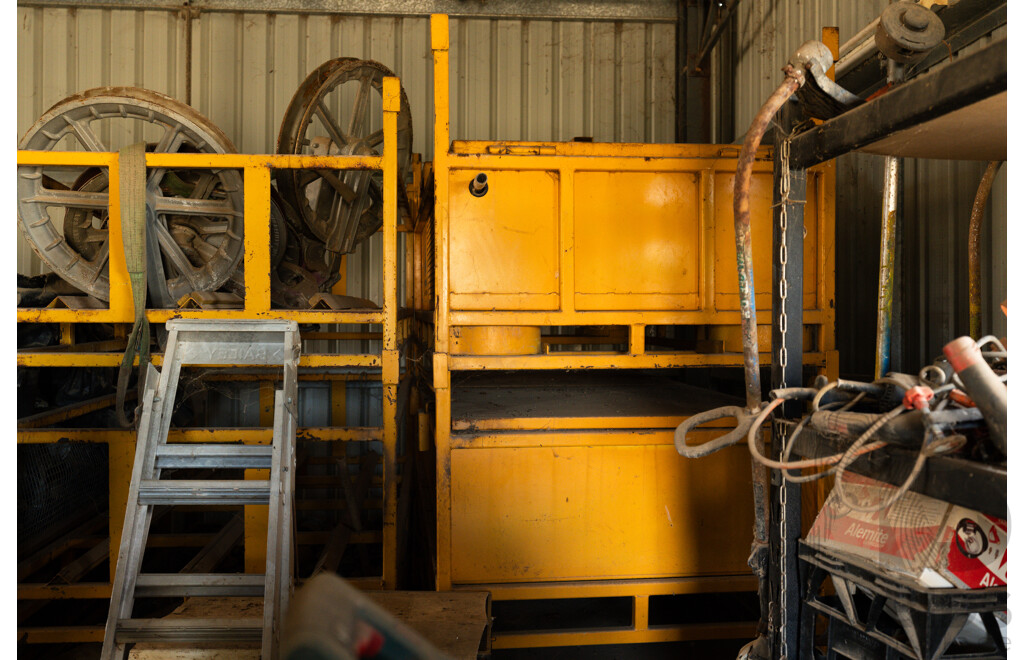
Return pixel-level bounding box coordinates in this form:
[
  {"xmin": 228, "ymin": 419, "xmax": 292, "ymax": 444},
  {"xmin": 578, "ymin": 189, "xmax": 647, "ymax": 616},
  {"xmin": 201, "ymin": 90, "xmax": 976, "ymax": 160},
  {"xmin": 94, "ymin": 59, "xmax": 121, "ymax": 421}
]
[{"xmin": 674, "ymin": 405, "xmax": 761, "ymax": 458}]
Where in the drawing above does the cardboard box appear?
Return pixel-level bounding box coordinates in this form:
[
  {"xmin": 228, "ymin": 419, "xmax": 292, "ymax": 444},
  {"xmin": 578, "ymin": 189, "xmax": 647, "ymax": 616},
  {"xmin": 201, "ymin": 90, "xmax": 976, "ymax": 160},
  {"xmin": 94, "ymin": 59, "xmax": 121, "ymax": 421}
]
[{"xmin": 806, "ymin": 473, "xmax": 1006, "ymax": 589}]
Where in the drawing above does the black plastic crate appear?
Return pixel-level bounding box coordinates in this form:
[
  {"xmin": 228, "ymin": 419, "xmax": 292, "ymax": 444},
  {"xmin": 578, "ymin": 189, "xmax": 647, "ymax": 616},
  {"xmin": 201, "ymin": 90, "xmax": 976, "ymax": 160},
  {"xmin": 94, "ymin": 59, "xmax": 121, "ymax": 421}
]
[{"xmin": 798, "ymin": 541, "xmax": 1006, "ymax": 659}]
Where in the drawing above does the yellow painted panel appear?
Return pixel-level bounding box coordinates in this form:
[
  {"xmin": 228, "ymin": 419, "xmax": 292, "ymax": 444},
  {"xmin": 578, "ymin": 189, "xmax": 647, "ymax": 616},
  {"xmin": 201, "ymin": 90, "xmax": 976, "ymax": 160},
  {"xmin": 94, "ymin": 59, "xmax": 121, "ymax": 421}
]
[
  {"xmin": 448, "ymin": 169, "xmax": 560, "ymax": 311},
  {"xmin": 574, "ymin": 171, "xmax": 701, "ymax": 311},
  {"xmin": 714, "ymin": 171, "xmax": 818, "ymax": 311},
  {"xmin": 450, "ymin": 442, "xmax": 754, "ymax": 583},
  {"xmin": 451, "ymin": 326, "xmax": 542, "ymax": 355}
]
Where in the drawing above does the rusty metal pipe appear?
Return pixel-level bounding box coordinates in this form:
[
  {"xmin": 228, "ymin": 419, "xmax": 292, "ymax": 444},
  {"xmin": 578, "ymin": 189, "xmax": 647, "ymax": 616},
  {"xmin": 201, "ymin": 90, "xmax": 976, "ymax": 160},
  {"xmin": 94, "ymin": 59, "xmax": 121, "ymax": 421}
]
[
  {"xmin": 944, "ymin": 336, "xmax": 1007, "ymax": 455},
  {"xmin": 734, "ymin": 65, "xmax": 805, "ymax": 412},
  {"xmin": 969, "ymin": 161, "xmax": 1001, "ymax": 339},
  {"xmin": 874, "ymin": 155, "xmax": 900, "ymax": 379}
]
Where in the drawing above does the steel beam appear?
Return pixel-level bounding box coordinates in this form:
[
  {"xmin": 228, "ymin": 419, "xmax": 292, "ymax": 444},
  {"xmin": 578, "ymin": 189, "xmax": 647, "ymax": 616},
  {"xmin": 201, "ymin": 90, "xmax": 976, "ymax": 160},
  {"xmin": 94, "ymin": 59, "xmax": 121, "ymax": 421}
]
[
  {"xmin": 789, "ymin": 39, "xmax": 1006, "ymax": 170},
  {"xmin": 18, "ymin": 0, "xmax": 679, "ymax": 21}
]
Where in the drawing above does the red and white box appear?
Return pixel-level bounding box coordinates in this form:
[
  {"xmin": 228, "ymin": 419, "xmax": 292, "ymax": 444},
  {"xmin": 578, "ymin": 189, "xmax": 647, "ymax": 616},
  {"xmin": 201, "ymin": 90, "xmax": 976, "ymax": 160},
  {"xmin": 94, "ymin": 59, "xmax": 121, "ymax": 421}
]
[{"xmin": 807, "ymin": 473, "xmax": 1006, "ymax": 589}]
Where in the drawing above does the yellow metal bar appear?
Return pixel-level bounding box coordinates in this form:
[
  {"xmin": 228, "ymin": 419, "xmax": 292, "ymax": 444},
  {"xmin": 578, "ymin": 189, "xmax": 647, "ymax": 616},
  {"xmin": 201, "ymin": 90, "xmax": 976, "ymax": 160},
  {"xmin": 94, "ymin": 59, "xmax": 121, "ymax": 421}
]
[
  {"xmin": 245, "ymin": 382, "xmax": 274, "ymax": 573},
  {"xmin": 447, "ymin": 430, "xmax": 747, "ymax": 449},
  {"xmin": 823, "ymin": 26, "xmax": 840, "ymax": 80},
  {"xmin": 446, "ymin": 154, "xmax": 774, "ymax": 173},
  {"xmin": 18, "ymin": 427, "xmax": 384, "ymax": 444},
  {"xmin": 634, "ymin": 595, "xmax": 649, "ymax": 632},
  {"xmin": 451, "ymin": 415, "xmax": 734, "ymax": 433},
  {"xmin": 558, "ymin": 168, "xmax": 575, "ymax": 313},
  {"xmin": 432, "ymin": 13, "xmax": 451, "ymax": 356},
  {"xmin": 450, "ymin": 140, "xmax": 767, "ymax": 160},
  {"xmin": 381, "ymin": 75, "xmax": 401, "ymax": 590},
  {"xmin": 331, "ymin": 381, "xmax": 348, "ymax": 426},
  {"xmin": 16, "ymin": 151, "xmax": 116, "ymax": 167},
  {"xmin": 147, "ymin": 152, "xmax": 382, "ymax": 170},
  {"xmin": 18, "ymin": 627, "xmax": 106, "ymax": 644},
  {"xmin": 628, "ymin": 324, "xmax": 645, "ymax": 355},
  {"xmin": 59, "ymin": 323, "xmax": 74, "ymax": 346},
  {"xmin": 446, "ymin": 310, "xmax": 830, "ymax": 326},
  {"xmin": 461, "ymin": 575, "xmax": 757, "ymax": 600},
  {"xmin": 108, "ymin": 437, "xmax": 134, "ymax": 582},
  {"xmin": 18, "ymin": 583, "xmax": 113, "ymax": 600},
  {"xmin": 16, "ymin": 309, "xmax": 385, "ymax": 324},
  {"xmin": 16, "ymin": 150, "xmax": 382, "ymax": 171},
  {"xmin": 429, "ymin": 107, "xmax": 451, "ymax": 618},
  {"xmin": 434, "ymin": 385, "xmax": 452, "ymax": 590},
  {"xmin": 202, "ymin": 373, "xmax": 383, "ymax": 382},
  {"xmin": 444, "ymin": 151, "xmax": 770, "ymax": 172},
  {"xmin": 17, "ymin": 352, "xmax": 382, "ymax": 368},
  {"xmin": 382, "ymin": 383, "xmax": 399, "ymax": 589},
  {"xmin": 700, "ymin": 168, "xmax": 715, "ymax": 310},
  {"xmin": 243, "ymin": 166, "xmax": 273, "ymax": 313},
  {"xmin": 491, "ymin": 623, "xmax": 757, "ymax": 649},
  {"xmin": 106, "ymin": 156, "xmax": 133, "ymax": 322},
  {"xmin": 819, "ymin": 163, "xmax": 837, "ymax": 356},
  {"xmin": 449, "ymin": 352, "xmax": 828, "ymax": 371}
]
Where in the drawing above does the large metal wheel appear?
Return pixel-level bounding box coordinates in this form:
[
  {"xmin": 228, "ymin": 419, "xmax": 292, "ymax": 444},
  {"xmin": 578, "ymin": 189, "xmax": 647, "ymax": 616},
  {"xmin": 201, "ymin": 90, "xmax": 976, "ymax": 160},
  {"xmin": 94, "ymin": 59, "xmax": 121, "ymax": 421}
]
[
  {"xmin": 18, "ymin": 87, "xmax": 245, "ymax": 303},
  {"xmin": 276, "ymin": 58, "xmax": 413, "ymax": 254}
]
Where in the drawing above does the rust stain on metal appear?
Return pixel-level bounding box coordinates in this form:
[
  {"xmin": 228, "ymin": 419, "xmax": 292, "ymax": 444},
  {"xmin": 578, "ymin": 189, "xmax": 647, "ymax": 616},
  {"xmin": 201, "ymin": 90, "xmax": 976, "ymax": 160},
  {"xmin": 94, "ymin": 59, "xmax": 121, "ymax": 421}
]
[
  {"xmin": 969, "ymin": 161, "xmax": 1000, "ymax": 339},
  {"xmin": 733, "ymin": 65, "xmax": 803, "ymax": 411}
]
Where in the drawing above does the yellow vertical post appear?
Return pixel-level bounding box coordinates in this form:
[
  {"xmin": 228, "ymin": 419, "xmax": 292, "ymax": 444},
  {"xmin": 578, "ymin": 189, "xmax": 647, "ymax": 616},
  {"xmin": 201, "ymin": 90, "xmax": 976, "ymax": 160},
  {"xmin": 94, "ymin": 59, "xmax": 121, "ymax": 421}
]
[
  {"xmin": 700, "ymin": 168, "xmax": 715, "ymax": 311},
  {"xmin": 629, "ymin": 324, "xmax": 646, "ymax": 355},
  {"xmin": 241, "ymin": 164, "xmax": 274, "ymax": 573},
  {"xmin": 108, "ymin": 149, "xmax": 135, "ymax": 580},
  {"xmin": 433, "ymin": 369, "xmax": 452, "ymax": 590},
  {"xmin": 245, "ymin": 381, "xmax": 274, "ymax": 573},
  {"xmin": 558, "ymin": 167, "xmax": 574, "ymax": 312},
  {"xmin": 430, "ymin": 13, "xmax": 453, "ymax": 592},
  {"xmin": 332, "ymin": 252, "xmax": 348, "ymax": 464},
  {"xmin": 107, "ymin": 157, "xmax": 133, "ymax": 323},
  {"xmin": 243, "ymin": 166, "xmax": 272, "ymax": 314},
  {"xmin": 432, "ymin": 14, "xmax": 450, "ymax": 356},
  {"xmin": 381, "ymin": 76, "xmax": 401, "ymax": 589},
  {"xmin": 633, "ymin": 595, "xmax": 650, "ymax": 632},
  {"xmin": 822, "ymin": 27, "xmax": 839, "ymax": 80},
  {"xmin": 108, "ymin": 437, "xmax": 135, "ymax": 582}
]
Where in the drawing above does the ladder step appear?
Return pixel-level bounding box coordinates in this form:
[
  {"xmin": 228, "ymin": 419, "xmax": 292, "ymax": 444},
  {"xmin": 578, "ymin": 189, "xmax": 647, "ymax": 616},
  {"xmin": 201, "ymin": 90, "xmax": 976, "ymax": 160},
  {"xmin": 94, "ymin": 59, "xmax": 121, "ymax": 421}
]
[
  {"xmin": 114, "ymin": 618, "xmax": 262, "ymax": 644},
  {"xmin": 135, "ymin": 573, "xmax": 267, "ymax": 597},
  {"xmin": 139, "ymin": 480, "xmax": 271, "ymax": 506},
  {"xmin": 155, "ymin": 444, "xmax": 273, "ymax": 469}
]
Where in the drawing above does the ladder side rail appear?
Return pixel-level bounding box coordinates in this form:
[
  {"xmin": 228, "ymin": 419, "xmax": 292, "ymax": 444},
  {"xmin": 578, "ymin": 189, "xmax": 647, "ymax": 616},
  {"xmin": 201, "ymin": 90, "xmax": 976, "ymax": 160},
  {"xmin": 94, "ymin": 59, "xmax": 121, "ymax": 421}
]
[
  {"xmin": 101, "ymin": 363, "xmax": 161, "ymax": 660},
  {"xmin": 152, "ymin": 327, "xmax": 185, "ymax": 449},
  {"xmin": 263, "ymin": 389, "xmax": 288, "ymax": 658}
]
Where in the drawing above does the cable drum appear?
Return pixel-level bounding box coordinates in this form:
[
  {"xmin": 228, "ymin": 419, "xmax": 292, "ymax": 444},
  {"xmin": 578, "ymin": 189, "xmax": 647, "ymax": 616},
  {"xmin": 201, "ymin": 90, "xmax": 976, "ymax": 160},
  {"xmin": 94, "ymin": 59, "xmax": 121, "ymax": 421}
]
[
  {"xmin": 17, "ymin": 87, "xmax": 245, "ymax": 303},
  {"xmin": 277, "ymin": 58, "xmax": 413, "ymax": 255}
]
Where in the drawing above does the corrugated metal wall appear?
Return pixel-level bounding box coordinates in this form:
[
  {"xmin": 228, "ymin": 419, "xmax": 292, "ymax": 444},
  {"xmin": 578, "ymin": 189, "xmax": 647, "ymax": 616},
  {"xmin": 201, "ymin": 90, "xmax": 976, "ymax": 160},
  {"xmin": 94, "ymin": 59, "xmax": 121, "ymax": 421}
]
[
  {"xmin": 16, "ymin": 4, "xmax": 677, "ymax": 277},
  {"xmin": 731, "ymin": 0, "xmax": 1007, "ymax": 377},
  {"xmin": 18, "ymin": 1, "xmax": 1007, "ymax": 380},
  {"xmin": 16, "ymin": 0, "xmax": 677, "ymax": 430}
]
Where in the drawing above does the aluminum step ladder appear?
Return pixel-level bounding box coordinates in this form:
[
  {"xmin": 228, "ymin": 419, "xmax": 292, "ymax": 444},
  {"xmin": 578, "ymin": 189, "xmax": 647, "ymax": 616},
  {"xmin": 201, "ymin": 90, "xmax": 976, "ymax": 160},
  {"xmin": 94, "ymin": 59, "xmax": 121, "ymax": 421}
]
[{"xmin": 101, "ymin": 319, "xmax": 300, "ymax": 660}]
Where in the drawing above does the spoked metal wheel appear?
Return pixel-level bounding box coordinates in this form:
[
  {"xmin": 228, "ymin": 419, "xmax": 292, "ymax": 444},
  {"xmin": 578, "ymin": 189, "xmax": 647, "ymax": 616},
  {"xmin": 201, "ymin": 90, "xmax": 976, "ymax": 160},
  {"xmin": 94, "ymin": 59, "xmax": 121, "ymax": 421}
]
[
  {"xmin": 18, "ymin": 87, "xmax": 245, "ymax": 303},
  {"xmin": 276, "ymin": 58, "xmax": 413, "ymax": 254}
]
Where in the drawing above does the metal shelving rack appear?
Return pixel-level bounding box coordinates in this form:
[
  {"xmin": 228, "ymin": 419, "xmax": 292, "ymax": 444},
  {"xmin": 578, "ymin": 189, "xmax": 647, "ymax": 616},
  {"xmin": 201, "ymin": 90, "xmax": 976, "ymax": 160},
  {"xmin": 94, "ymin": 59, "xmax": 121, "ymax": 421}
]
[{"xmin": 770, "ymin": 37, "xmax": 1007, "ymax": 656}]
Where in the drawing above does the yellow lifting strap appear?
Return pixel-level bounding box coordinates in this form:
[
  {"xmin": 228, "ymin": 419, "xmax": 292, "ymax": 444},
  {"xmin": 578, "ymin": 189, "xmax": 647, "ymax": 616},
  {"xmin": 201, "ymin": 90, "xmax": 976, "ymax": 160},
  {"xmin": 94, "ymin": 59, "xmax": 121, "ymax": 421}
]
[{"xmin": 116, "ymin": 142, "xmax": 151, "ymax": 427}]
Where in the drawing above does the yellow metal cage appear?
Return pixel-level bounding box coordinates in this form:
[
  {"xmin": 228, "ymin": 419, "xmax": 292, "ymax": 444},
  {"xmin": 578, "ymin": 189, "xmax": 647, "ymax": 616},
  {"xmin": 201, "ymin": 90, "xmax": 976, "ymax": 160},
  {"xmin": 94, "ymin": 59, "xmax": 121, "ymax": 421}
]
[
  {"xmin": 16, "ymin": 78, "xmax": 405, "ymax": 643},
  {"xmin": 428, "ymin": 13, "xmax": 836, "ymax": 649}
]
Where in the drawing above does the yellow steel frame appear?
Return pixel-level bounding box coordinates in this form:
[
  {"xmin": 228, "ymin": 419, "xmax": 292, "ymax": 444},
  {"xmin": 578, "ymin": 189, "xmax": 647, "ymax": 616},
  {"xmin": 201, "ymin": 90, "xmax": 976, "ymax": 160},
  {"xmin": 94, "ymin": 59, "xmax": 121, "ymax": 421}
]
[
  {"xmin": 428, "ymin": 13, "xmax": 837, "ymax": 649},
  {"xmin": 16, "ymin": 77, "xmax": 404, "ymax": 631}
]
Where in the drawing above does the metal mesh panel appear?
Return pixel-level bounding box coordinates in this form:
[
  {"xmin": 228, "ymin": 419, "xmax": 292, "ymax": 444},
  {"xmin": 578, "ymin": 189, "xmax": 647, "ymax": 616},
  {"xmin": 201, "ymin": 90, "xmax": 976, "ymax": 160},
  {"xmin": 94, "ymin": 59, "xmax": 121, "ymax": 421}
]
[{"xmin": 18, "ymin": 443, "xmax": 108, "ymax": 542}]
